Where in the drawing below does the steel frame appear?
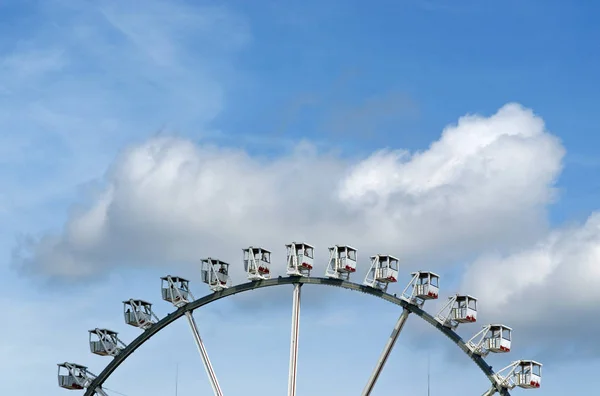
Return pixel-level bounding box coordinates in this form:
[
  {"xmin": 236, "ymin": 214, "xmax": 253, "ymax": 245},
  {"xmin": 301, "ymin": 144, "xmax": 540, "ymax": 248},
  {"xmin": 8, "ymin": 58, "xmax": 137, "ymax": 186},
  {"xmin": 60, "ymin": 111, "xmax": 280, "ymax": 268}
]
[
  {"xmin": 81, "ymin": 276, "xmax": 512, "ymax": 396},
  {"xmin": 287, "ymin": 283, "xmax": 302, "ymax": 396}
]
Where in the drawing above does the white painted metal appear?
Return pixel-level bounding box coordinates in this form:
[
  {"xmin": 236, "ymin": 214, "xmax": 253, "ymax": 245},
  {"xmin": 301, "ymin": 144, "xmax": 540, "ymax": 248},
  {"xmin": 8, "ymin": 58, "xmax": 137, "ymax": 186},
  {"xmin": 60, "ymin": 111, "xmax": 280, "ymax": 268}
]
[
  {"xmin": 492, "ymin": 360, "xmax": 543, "ymax": 390},
  {"xmin": 161, "ymin": 275, "xmax": 194, "ymax": 307},
  {"xmin": 162, "ymin": 276, "xmax": 222, "ymax": 395},
  {"xmin": 88, "ymin": 328, "xmax": 126, "ymax": 357},
  {"xmin": 244, "ymin": 246, "xmax": 272, "ymax": 281},
  {"xmin": 186, "ymin": 311, "xmax": 224, "ymax": 396},
  {"xmin": 325, "ymin": 245, "xmax": 357, "ymax": 280},
  {"xmin": 363, "ymin": 272, "xmax": 439, "ymax": 395},
  {"xmin": 201, "ymin": 258, "xmax": 232, "ymax": 292},
  {"xmin": 286, "ymin": 242, "xmax": 314, "ymax": 276},
  {"xmin": 362, "ymin": 309, "xmax": 410, "ymax": 396},
  {"xmin": 467, "ymin": 324, "xmax": 512, "ymax": 356},
  {"xmin": 435, "ymin": 294, "xmax": 477, "ymax": 329},
  {"xmin": 400, "ymin": 271, "xmax": 440, "ymax": 307},
  {"xmin": 123, "ymin": 299, "xmax": 159, "ymax": 330},
  {"xmin": 57, "ymin": 243, "xmax": 547, "ymax": 396},
  {"xmin": 288, "ymin": 283, "xmax": 302, "ymax": 396},
  {"xmin": 363, "ymin": 254, "xmax": 399, "ymax": 292},
  {"xmin": 57, "ymin": 363, "xmax": 108, "ymax": 395}
]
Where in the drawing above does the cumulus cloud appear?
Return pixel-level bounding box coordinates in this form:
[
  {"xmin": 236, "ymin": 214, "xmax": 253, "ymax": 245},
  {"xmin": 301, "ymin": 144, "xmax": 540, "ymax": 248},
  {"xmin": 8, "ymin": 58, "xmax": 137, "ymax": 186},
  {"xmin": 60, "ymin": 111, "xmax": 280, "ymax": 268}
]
[
  {"xmin": 13, "ymin": 103, "xmax": 565, "ymax": 282},
  {"xmin": 463, "ymin": 212, "xmax": 600, "ymax": 356}
]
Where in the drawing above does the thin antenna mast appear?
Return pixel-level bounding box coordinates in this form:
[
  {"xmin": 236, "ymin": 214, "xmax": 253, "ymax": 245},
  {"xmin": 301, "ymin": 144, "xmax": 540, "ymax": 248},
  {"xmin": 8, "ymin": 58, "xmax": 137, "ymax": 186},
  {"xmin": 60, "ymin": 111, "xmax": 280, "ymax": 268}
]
[
  {"xmin": 175, "ymin": 363, "xmax": 179, "ymax": 396},
  {"xmin": 427, "ymin": 353, "xmax": 430, "ymax": 396}
]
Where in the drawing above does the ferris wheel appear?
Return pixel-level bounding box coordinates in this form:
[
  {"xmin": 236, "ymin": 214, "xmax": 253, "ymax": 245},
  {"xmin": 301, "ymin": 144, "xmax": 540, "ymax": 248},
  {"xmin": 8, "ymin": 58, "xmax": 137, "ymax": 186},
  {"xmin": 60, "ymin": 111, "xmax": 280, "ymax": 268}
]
[{"xmin": 57, "ymin": 242, "xmax": 543, "ymax": 396}]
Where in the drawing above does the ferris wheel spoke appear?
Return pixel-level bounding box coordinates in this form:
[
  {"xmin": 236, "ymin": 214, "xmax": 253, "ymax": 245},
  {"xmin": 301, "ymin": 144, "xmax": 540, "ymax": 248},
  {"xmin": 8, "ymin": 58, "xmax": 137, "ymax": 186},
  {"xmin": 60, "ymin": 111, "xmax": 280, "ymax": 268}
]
[
  {"xmin": 185, "ymin": 311, "xmax": 224, "ymax": 396},
  {"xmin": 361, "ymin": 308, "xmax": 410, "ymax": 396},
  {"xmin": 287, "ymin": 283, "xmax": 302, "ymax": 396}
]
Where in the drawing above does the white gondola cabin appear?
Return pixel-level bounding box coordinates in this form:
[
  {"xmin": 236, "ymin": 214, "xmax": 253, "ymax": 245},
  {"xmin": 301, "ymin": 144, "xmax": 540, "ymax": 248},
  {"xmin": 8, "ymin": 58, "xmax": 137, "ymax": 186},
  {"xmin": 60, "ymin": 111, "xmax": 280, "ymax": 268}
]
[
  {"xmin": 467, "ymin": 324, "xmax": 511, "ymax": 357},
  {"xmin": 325, "ymin": 245, "xmax": 357, "ymax": 280},
  {"xmin": 243, "ymin": 246, "xmax": 272, "ymax": 280},
  {"xmin": 57, "ymin": 362, "xmax": 92, "ymax": 390},
  {"xmin": 486, "ymin": 324, "xmax": 512, "ymax": 353},
  {"xmin": 436, "ymin": 294, "xmax": 477, "ymax": 329},
  {"xmin": 286, "ymin": 242, "xmax": 314, "ymax": 276},
  {"xmin": 123, "ymin": 299, "xmax": 158, "ymax": 329},
  {"xmin": 363, "ymin": 254, "xmax": 399, "ymax": 292},
  {"xmin": 411, "ymin": 271, "xmax": 440, "ymax": 300},
  {"xmin": 89, "ymin": 328, "xmax": 125, "ymax": 357},
  {"xmin": 515, "ymin": 360, "xmax": 542, "ymax": 389},
  {"xmin": 493, "ymin": 359, "xmax": 543, "ymax": 391},
  {"xmin": 412, "ymin": 271, "xmax": 439, "ymax": 300},
  {"xmin": 201, "ymin": 257, "xmax": 231, "ymax": 291},
  {"xmin": 452, "ymin": 295, "xmax": 477, "ymax": 323},
  {"xmin": 161, "ymin": 275, "xmax": 193, "ymax": 307},
  {"xmin": 401, "ymin": 271, "xmax": 440, "ymax": 307}
]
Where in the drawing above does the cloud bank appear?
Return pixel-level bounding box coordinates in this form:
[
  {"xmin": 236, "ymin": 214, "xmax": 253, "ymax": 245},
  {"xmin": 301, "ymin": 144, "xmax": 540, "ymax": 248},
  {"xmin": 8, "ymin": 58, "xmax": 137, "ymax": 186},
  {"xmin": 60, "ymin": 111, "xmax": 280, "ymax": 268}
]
[
  {"xmin": 13, "ymin": 99, "xmax": 600, "ymax": 358},
  {"xmin": 15, "ymin": 103, "xmax": 563, "ymax": 279},
  {"xmin": 463, "ymin": 211, "xmax": 600, "ymax": 356}
]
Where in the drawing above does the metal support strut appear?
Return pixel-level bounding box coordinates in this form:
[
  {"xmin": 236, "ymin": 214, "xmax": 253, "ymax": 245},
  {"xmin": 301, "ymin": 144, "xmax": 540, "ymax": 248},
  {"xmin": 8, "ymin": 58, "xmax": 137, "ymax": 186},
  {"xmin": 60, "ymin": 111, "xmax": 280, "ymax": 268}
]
[
  {"xmin": 362, "ymin": 309, "xmax": 411, "ymax": 396},
  {"xmin": 94, "ymin": 388, "xmax": 109, "ymax": 396},
  {"xmin": 185, "ymin": 311, "xmax": 223, "ymax": 396},
  {"xmin": 482, "ymin": 385, "xmax": 498, "ymax": 396},
  {"xmin": 288, "ymin": 283, "xmax": 302, "ymax": 396}
]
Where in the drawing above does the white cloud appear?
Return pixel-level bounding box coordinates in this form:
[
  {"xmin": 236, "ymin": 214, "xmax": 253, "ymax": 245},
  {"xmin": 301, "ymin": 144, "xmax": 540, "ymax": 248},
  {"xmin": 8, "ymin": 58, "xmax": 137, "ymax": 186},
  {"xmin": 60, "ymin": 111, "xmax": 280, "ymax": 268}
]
[
  {"xmin": 14, "ymin": 103, "xmax": 565, "ymax": 283},
  {"xmin": 463, "ymin": 211, "xmax": 600, "ymax": 354},
  {"xmin": 0, "ymin": 0, "xmax": 249, "ymax": 229}
]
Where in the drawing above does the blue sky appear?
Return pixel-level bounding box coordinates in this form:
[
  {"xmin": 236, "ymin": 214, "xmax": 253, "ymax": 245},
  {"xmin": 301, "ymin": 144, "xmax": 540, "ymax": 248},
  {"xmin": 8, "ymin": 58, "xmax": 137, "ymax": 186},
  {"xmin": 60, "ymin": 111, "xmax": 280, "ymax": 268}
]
[{"xmin": 1, "ymin": 0, "xmax": 599, "ymax": 395}]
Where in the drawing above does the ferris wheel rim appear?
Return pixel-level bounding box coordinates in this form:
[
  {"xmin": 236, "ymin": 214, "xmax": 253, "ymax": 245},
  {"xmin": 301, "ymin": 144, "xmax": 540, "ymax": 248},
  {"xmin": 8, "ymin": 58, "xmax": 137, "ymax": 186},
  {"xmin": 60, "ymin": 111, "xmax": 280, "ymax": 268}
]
[{"xmin": 83, "ymin": 276, "xmax": 511, "ymax": 396}]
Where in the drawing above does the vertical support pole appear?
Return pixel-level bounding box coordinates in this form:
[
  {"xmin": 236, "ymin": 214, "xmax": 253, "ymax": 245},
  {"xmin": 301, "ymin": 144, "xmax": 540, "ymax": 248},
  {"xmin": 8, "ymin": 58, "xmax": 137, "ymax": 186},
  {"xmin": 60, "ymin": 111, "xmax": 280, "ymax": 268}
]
[
  {"xmin": 288, "ymin": 283, "xmax": 302, "ymax": 396},
  {"xmin": 185, "ymin": 311, "xmax": 224, "ymax": 396},
  {"xmin": 362, "ymin": 309, "xmax": 410, "ymax": 396}
]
